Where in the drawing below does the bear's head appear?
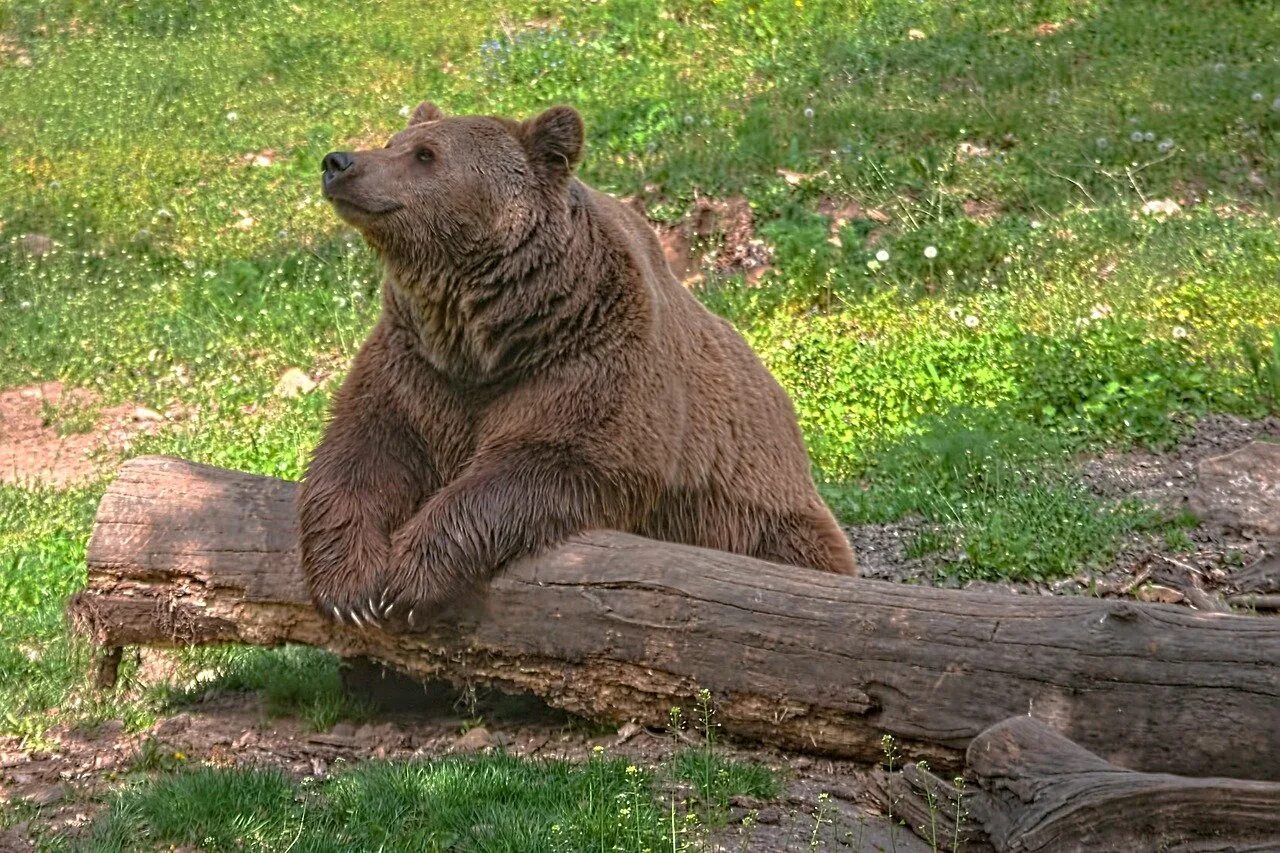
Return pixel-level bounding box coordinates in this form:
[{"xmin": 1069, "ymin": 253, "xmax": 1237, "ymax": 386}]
[{"xmin": 320, "ymin": 102, "xmax": 585, "ymax": 279}]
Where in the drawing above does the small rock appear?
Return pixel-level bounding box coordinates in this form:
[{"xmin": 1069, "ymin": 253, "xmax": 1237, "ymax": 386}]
[
  {"xmin": 0, "ymin": 751, "xmax": 28, "ymax": 769},
  {"xmin": 1136, "ymin": 584, "xmax": 1185, "ymax": 604},
  {"xmin": 907, "ymin": 28, "xmax": 926, "ymax": 40},
  {"xmin": 614, "ymin": 721, "xmax": 643, "ymax": 743},
  {"xmin": 1141, "ymin": 198, "xmax": 1181, "ymax": 218},
  {"xmin": 755, "ymin": 807, "xmax": 781, "ymax": 825},
  {"xmin": 274, "ymin": 367, "xmax": 317, "ymax": 399},
  {"xmin": 1190, "ymin": 442, "xmax": 1280, "ymax": 536},
  {"xmin": 777, "ymin": 168, "xmax": 808, "ymax": 186},
  {"xmin": 133, "ymin": 406, "xmax": 164, "ymax": 422},
  {"xmin": 355, "ymin": 722, "xmax": 405, "ymax": 750},
  {"xmin": 17, "ymin": 783, "xmax": 66, "ymax": 807},
  {"xmin": 152, "ymin": 713, "xmax": 192, "ymax": 738},
  {"xmin": 957, "ymin": 141, "xmax": 992, "ymax": 161},
  {"xmin": 453, "ymin": 726, "xmax": 494, "ymax": 752}
]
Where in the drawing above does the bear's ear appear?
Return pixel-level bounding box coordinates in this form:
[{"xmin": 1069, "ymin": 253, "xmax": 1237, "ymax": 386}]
[
  {"xmin": 520, "ymin": 106, "xmax": 584, "ymax": 179},
  {"xmin": 408, "ymin": 101, "xmax": 445, "ymax": 127}
]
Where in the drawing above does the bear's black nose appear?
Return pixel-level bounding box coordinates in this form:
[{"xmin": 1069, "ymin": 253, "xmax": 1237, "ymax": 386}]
[{"xmin": 322, "ymin": 151, "xmax": 354, "ymax": 179}]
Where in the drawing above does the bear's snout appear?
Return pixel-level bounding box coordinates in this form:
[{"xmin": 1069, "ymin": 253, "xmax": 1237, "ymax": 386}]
[{"xmin": 322, "ymin": 151, "xmax": 355, "ymax": 187}]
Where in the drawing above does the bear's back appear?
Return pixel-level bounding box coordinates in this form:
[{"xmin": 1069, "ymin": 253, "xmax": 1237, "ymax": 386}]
[{"xmin": 577, "ymin": 182, "xmax": 817, "ymax": 504}]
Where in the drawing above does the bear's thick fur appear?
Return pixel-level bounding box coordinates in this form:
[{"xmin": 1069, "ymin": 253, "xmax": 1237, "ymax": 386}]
[{"xmin": 299, "ymin": 102, "xmax": 856, "ymax": 627}]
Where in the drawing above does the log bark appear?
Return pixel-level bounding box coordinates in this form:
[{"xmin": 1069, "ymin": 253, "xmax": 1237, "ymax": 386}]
[
  {"xmin": 964, "ymin": 717, "xmax": 1280, "ymax": 851},
  {"xmin": 69, "ymin": 456, "xmax": 1280, "ymax": 780}
]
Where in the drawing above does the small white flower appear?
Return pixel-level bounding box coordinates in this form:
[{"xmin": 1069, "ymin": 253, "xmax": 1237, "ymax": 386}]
[
  {"xmin": 1130, "ymin": 130, "xmax": 1144, "ymax": 142},
  {"xmin": 1251, "ymin": 92, "xmax": 1263, "ymax": 102},
  {"xmin": 1273, "ymin": 97, "xmax": 1280, "ymax": 112},
  {"xmin": 49, "ymin": 180, "xmax": 61, "ymax": 189},
  {"xmin": 1172, "ymin": 325, "xmax": 1188, "ymax": 339},
  {"xmin": 1030, "ymin": 219, "xmax": 1042, "ymax": 229},
  {"xmin": 1095, "ymin": 137, "xmax": 1108, "ymax": 149},
  {"xmin": 19, "ymin": 300, "xmax": 32, "ymax": 310},
  {"xmin": 1142, "ymin": 131, "xmax": 1155, "ymax": 142},
  {"xmin": 683, "ymin": 114, "xmax": 694, "ymax": 125},
  {"xmin": 875, "ymin": 249, "xmax": 890, "ymax": 262},
  {"xmin": 1158, "ymin": 138, "xmax": 1174, "ymax": 153},
  {"xmin": 398, "ymin": 105, "xmax": 411, "ymax": 117},
  {"xmin": 225, "ymin": 110, "xmax": 238, "ymax": 122},
  {"xmin": 1090, "ymin": 303, "xmax": 1112, "ymax": 320},
  {"xmin": 923, "ymin": 245, "xmax": 938, "ymax": 259},
  {"xmin": 1046, "ymin": 90, "xmax": 1060, "ymax": 106},
  {"xmin": 803, "ymin": 107, "xmax": 815, "ymax": 120},
  {"xmin": 964, "ymin": 314, "xmax": 980, "ymax": 328},
  {"xmin": 1213, "ymin": 62, "xmax": 1225, "ymax": 73},
  {"xmin": 948, "ymin": 307, "xmax": 962, "ymax": 320}
]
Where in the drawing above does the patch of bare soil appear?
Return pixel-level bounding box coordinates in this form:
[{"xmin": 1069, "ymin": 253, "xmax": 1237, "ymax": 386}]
[
  {"xmin": 845, "ymin": 414, "xmax": 1280, "ymax": 607},
  {"xmin": 0, "ymin": 681, "xmax": 919, "ymax": 851},
  {"xmin": 0, "ymin": 383, "xmax": 171, "ymax": 487},
  {"xmin": 625, "ymin": 194, "xmax": 773, "ymax": 287},
  {"xmin": 1076, "ymin": 414, "xmax": 1280, "ymax": 603}
]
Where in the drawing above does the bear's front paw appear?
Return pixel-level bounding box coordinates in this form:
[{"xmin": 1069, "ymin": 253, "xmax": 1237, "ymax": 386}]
[
  {"xmin": 310, "ymin": 581, "xmax": 397, "ymax": 630},
  {"xmin": 374, "ymin": 534, "xmax": 481, "ymax": 632},
  {"xmin": 299, "ymin": 519, "xmax": 396, "ymax": 628}
]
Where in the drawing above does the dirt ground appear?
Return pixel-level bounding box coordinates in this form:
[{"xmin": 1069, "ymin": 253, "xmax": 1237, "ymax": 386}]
[
  {"xmin": 0, "ymin": 382, "xmax": 169, "ymax": 487},
  {"xmin": 0, "ymin": 680, "xmax": 925, "ymax": 852}
]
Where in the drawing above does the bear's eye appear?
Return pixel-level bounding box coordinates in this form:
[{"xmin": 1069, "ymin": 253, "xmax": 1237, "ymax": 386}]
[{"xmin": 415, "ymin": 148, "xmax": 435, "ymax": 164}]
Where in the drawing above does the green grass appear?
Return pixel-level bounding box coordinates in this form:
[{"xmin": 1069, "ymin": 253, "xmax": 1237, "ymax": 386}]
[
  {"xmin": 673, "ymin": 748, "xmax": 782, "ymax": 808},
  {"xmin": 166, "ymin": 645, "xmax": 375, "ymax": 731},
  {"xmin": 823, "ymin": 409, "xmax": 1174, "ymax": 581},
  {"xmin": 0, "ymin": 0, "xmax": 1278, "ymax": 846},
  {"xmin": 80, "ymin": 754, "xmax": 690, "ymax": 852}
]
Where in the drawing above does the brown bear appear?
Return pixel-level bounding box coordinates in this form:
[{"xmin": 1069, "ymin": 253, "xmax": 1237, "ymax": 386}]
[{"xmin": 299, "ymin": 101, "xmax": 856, "ymax": 628}]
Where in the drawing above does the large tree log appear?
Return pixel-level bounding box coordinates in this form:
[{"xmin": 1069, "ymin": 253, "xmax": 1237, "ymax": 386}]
[{"xmin": 70, "ymin": 457, "xmax": 1280, "ymax": 780}]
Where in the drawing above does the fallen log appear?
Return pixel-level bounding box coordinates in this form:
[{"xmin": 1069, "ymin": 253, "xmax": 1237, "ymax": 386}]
[
  {"xmin": 970, "ymin": 717, "xmax": 1280, "ymax": 851},
  {"xmin": 873, "ymin": 717, "xmax": 1280, "ymax": 852},
  {"xmin": 70, "ymin": 456, "xmax": 1280, "ymax": 780}
]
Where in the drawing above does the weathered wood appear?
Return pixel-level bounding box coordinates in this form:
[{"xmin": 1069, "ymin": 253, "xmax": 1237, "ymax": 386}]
[
  {"xmin": 868, "ymin": 762, "xmax": 991, "ymax": 852},
  {"xmin": 1228, "ymin": 593, "xmax": 1280, "ymax": 612},
  {"xmin": 963, "ymin": 717, "xmax": 1280, "ymax": 852},
  {"xmin": 70, "ymin": 456, "xmax": 1280, "ymax": 779}
]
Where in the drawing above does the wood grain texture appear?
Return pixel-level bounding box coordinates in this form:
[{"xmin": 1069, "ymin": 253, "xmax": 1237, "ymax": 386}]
[
  {"xmin": 71, "ymin": 456, "xmax": 1280, "ymax": 780},
  {"xmin": 965, "ymin": 717, "xmax": 1280, "ymax": 852}
]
